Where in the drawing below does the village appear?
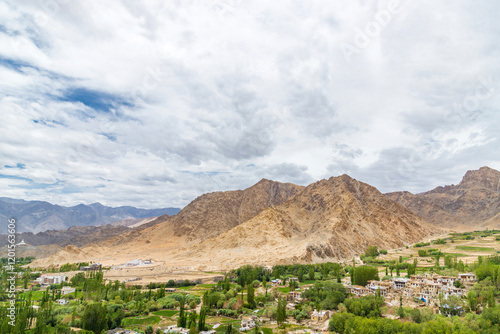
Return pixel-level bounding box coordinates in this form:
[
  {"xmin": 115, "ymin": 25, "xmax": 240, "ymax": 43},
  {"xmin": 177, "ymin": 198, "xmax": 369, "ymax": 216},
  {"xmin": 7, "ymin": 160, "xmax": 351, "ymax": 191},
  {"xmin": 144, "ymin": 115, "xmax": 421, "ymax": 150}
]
[{"xmin": 145, "ymin": 271, "xmax": 478, "ymax": 334}]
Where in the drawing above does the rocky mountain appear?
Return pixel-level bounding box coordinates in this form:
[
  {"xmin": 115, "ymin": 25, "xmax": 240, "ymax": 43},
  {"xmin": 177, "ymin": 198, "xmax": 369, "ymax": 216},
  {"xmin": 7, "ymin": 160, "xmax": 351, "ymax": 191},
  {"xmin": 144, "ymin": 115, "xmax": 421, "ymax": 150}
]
[
  {"xmin": 181, "ymin": 175, "xmax": 438, "ymax": 267},
  {"xmin": 31, "ymin": 176, "xmax": 439, "ymax": 269},
  {"xmin": 386, "ymin": 166, "xmax": 500, "ymax": 229},
  {"xmin": 0, "ymin": 224, "xmax": 129, "ymax": 248},
  {"xmin": 167, "ymin": 178, "xmax": 305, "ymax": 241},
  {"xmin": 0, "ymin": 198, "xmax": 181, "ymax": 233},
  {"xmin": 1, "ymin": 215, "xmax": 172, "ymax": 260}
]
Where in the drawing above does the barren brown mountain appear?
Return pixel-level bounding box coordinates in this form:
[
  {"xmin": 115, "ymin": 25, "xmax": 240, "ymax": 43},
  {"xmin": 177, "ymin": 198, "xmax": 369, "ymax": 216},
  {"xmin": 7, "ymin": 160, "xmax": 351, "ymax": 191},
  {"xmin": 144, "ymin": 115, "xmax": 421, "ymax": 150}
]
[
  {"xmin": 179, "ymin": 175, "xmax": 439, "ymax": 268},
  {"xmin": 109, "ymin": 178, "xmax": 305, "ymax": 248},
  {"xmin": 386, "ymin": 166, "xmax": 500, "ymax": 229},
  {"xmin": 30, "ymin": 179, "xmax": 304, "ymax": 267},
  {"xmin": 31, "ymin": 175, "xmax": 439, "ymax": 269}
]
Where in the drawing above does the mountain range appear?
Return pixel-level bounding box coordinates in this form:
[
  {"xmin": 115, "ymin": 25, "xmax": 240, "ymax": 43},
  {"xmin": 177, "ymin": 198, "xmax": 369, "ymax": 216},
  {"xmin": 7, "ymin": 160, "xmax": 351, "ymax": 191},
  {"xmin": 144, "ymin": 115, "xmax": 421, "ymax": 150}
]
[
  {"xmin": 24, "ymin": 166, "xmax": 500, "ymax": 269},
  {"xmin": 0, "ymin": 198, "xmax": 180, "ymax": 233},
  {"xmin": 386, "ymin": 166, "xmax": 500, "ymax": 229}
]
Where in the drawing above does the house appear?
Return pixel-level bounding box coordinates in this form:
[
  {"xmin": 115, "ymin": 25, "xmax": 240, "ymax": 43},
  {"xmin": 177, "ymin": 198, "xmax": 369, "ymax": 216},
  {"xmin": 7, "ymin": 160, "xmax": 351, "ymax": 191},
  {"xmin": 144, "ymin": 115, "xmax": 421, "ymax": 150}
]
[
  {"xmin": 61, "ymin": 286, "xmax": 76, "ymax": 295},
  {"xmin": 80, "ymin": 263, "xmax": 102, "ymax": 271},
  {"xmin": 164, "ymin": 325, "xmax": 181, "ymax": 333},
  {"xmin": 439, "ymin": 304, "xmax": 464, "ymax": 316},
  {"xmin": 393, "ymin": 279, "xmax": 408, "ymax": 289},
  {"xmin": 56, "ymin": 299, "xmax": 69, "ymax": 305},
  {"xmin": 440, "ymin": 286, "xmax": 463, "ymax": 299},
  {"xmin": 311, "ymin": 309, "xmax": 331, "ymax": 322},
  {"xmin": 107, "ymin": 329, "xmax": 140, "ymax": 334},
  {"xmin": 368, "ymin": 285, "xmax": 388, "ymax": 297},
  {"xmin": 199, "ymin": 331, "xmax": 216, "ymax": 334},
  {"xmin": 36, "ymin": 274, "xmax": 66, "ymax": 285},
  {"xmin": 347, "ymin": 285, "xmax": 369, "ymax": 297},
  {"xmin": 271, "ymin": 279, "xmax": 283, "ymax": 286},
  {"xmin": 289, "ymin": 290, "xmax": 302, "ymax": 301},
  {"xmin": 458, "ymin": 273, "xmax": 476, "ymax": 282},
  {"xmin": 241, "ymin": 316, "xmax": 256, "ymax": 328}
]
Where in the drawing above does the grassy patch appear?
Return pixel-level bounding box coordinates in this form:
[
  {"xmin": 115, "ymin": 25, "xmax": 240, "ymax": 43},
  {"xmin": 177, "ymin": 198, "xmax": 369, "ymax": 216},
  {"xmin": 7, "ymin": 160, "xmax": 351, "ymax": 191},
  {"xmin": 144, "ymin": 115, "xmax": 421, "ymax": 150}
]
[
  {"xmin": 443, "ymin": 253, "xmax": 469, "ymax": 257},
  {"xmin": 121, "ymin": 315, "xmax": 161, "ymax": 326},
  {"xmin": 262, "ymin": 328, "xmax": 273, "ymax": 334},
  {"xmin": 277, "ymin": 287, "xmax": 290, "ymax": 294},
  {"xmin": 19, "ymin": 290, "xmax": 45, "ymax": 301},
  {"xmin": 215, "ymin": 324, "xmax": 241, "ymax": 334},
  {"xmin": 455, "ymin": 246, "xmax": 495, "ymax": 252},
  {"xmin": 153, "ymin": 310, "xmax": 179, "ymax": 317}
]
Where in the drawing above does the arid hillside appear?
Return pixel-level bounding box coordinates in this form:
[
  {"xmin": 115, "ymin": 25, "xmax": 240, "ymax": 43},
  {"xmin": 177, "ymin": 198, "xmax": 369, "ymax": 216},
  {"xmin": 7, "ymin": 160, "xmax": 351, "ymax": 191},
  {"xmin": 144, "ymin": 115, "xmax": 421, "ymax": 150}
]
[
  {"xmin": 31, "ymin": 175, "xmax": 439, "ymax": 269},
  {"xmin": 176, "ymin": 175, "xmax": 439, "ymax": 268},
  {"xmin": 386, "ymin": 166, "xmax": 500, "ymax": 229}
]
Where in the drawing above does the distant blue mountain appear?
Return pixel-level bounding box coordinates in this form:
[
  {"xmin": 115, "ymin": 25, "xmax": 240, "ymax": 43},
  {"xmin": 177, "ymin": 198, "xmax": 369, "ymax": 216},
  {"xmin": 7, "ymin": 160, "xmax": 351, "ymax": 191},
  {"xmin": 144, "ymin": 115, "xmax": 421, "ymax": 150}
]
[{"xmin": 0, "ymin": 197, "xmax": 180, "ymax": 233}]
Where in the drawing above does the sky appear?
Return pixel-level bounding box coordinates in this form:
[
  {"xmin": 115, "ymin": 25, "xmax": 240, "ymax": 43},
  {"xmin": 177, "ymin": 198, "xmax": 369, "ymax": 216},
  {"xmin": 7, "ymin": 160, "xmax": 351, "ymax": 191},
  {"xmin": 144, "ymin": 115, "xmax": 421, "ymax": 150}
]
[{"xmin": 0, "ymin": 0, "xmax": 499, "ymax": 209}]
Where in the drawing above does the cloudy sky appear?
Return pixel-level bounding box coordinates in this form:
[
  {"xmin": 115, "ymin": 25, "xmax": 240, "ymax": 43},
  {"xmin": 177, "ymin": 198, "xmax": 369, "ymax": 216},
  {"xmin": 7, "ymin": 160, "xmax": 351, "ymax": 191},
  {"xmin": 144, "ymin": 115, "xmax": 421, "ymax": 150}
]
[{"xmin": 1, "ymin": 0, "xmax": 499, "ymax": 209}]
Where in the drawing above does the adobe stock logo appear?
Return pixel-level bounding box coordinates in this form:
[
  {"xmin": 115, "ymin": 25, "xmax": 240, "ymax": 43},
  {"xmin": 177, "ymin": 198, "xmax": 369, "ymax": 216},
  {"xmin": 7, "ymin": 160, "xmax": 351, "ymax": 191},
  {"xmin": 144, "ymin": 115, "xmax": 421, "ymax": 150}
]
[{"xmin": 340, "ymin": 0, "xmax": 403, "ymax": 63}]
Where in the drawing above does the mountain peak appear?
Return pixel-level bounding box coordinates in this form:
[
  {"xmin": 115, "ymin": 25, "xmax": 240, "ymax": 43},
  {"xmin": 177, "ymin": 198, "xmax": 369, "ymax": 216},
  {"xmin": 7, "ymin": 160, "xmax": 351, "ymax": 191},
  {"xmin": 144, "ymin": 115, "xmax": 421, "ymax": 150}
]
[
  {"xmin": 459, "ymin": 166, "xmax": 500, "ymax": 190},
  {"xmin": 387, "ymin": 166, "xmax": 500, "ymax": 229}
]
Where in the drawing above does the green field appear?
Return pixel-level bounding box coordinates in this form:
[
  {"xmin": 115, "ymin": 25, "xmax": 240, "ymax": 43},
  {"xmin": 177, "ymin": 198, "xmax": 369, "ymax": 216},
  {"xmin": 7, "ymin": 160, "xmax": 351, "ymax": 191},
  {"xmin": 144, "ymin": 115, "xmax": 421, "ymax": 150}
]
[
  {"xmin": 277, "ymin": 287, "xmax": 290, "ymax": 294},
  {"xmin": 152, "ymin": 309, "xmax": 179, "ymax": 317},
  {"xmin": 455, "ymin": 246, "xmax": 495, "ymax": 252},
  {"xmin": 121, "ymin": 315, "xmax": 161, "ymax": 326},
  {"xmin": 261, "ymin": 328, "xmax": 273, "ymax": 334}
]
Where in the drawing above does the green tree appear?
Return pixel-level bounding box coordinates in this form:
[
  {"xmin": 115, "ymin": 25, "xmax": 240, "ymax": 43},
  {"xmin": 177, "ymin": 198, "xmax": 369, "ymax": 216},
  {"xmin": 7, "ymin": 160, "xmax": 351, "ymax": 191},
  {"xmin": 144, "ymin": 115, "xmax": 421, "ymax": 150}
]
[
  {"xmin": 329, "ymin": 312, "xmax": 355, "ymax": 334},
  {"xmin": 145, "ymin": 325, "xmax": 154, "ymax": 334},
  {"xmin": 309, "ymin": 267, "xmax": 315, "ymax": 281},
  {"xmin": 353, "ymin": 266, "xmax": 379, "ymax": 286},
  {"xmin": 247, "ymin": 284, "xmax": 255, "ymax": 308},
  {"xmin": 187, "ymin": 310, "xmax": 197, "ymax": 331},
  {"xmin": 177, "ymin": 297, "xmax": 187, "ymax": 328},
  {"xmin": 364, "ymin": 246, "xmax": 379, "ymax": 258},
  {"xmin": 276, "ymin": 296, "xmax": 287, "ymax": 326},
  {"xmin": 81, "ymin": 302, "xmax": 108, "ymax": 334},
  {"xmin": 410, "ymin": 308, "xmax": 422, "ymax": 323},
  {"xmin": 298, "ymin": 267, "xmax": 304, "ymax": 282},
  {"xmin": 198, "ymin": 307, "xmax": 207, "ymax": 332},
  {"xmin": 467, "ymin": 291, "xmax": 478, "ymax": 312},
  {"xmin": 156, "ymin": 284, "xmax": 165, "ymax": 299}
]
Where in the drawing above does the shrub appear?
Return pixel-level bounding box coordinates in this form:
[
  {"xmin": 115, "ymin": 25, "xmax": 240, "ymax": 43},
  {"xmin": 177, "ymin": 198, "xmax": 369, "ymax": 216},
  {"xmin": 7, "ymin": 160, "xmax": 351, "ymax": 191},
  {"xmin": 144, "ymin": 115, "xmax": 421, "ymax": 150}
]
[
  {"xmin": 364, "ymin": 246, "xmax": 379, "ymax": 258},
  {"xmin": 379, "ymin": 250, "xmax": 388, "ymax": 255}
]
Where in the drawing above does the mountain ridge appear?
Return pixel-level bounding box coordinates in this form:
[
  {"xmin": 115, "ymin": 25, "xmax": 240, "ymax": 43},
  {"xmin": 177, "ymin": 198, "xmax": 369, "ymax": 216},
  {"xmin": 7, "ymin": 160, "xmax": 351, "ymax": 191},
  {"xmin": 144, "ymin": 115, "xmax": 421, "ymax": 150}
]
[
  {"xmin": 0, "ymin": 198, "xmax": 181, "ymax": 233},
  {"xmin": 386, "ymin": 166, "xmax": 500, "ymax": 229},
  {"xmin": 30, "ymin": 174, "xmax": 440, "ymax": 269}
]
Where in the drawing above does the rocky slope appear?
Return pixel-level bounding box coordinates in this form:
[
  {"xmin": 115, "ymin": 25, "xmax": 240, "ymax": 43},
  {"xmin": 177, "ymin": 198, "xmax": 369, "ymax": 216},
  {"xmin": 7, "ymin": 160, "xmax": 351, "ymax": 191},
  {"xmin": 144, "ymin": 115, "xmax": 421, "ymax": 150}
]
[
  {"xmin": 179, "ymin": 175, "xmax": 438, "ymax": 267},
  {"xmin": 136, "ymin": 178, "xmax": 305, "ymax": 244},
  {"xmin": 386, "ymin": 166, "xmax": 500, "ymax": 229},
  {"xmin": 31, "ymin": 176, "xmax": 439, "ymax": 269}
]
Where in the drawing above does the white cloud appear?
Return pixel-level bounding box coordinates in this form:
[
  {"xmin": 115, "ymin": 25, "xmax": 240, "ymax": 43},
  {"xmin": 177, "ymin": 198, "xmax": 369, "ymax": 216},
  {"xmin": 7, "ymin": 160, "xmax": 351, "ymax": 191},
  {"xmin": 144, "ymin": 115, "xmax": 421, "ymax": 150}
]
[{"xmin": 0, "ymin": 0, "xmax": 499, "ymax": 208}]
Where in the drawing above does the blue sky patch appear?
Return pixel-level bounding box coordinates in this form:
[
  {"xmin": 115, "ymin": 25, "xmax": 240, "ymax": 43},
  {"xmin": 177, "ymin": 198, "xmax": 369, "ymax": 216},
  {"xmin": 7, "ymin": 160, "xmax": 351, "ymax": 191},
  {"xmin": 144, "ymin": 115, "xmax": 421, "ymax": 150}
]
[
  {"xmin": 59, "ymin": 87, "xmax": 132, "ymax": 113},
  {"xmin": 4, "ymin": 163, "xmax": 26, "ymax": 169}
]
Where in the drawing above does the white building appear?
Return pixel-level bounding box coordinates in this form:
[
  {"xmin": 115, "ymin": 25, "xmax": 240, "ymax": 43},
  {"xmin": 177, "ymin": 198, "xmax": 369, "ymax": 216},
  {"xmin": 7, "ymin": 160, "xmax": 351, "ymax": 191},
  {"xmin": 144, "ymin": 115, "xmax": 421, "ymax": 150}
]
[
  {"xmin": 61, "ymin": 286, "xmax": 76, "ymax": 295},
  {"xmin": 36, "ymin": 274, "xmax": 66, "ymax": 285}
]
